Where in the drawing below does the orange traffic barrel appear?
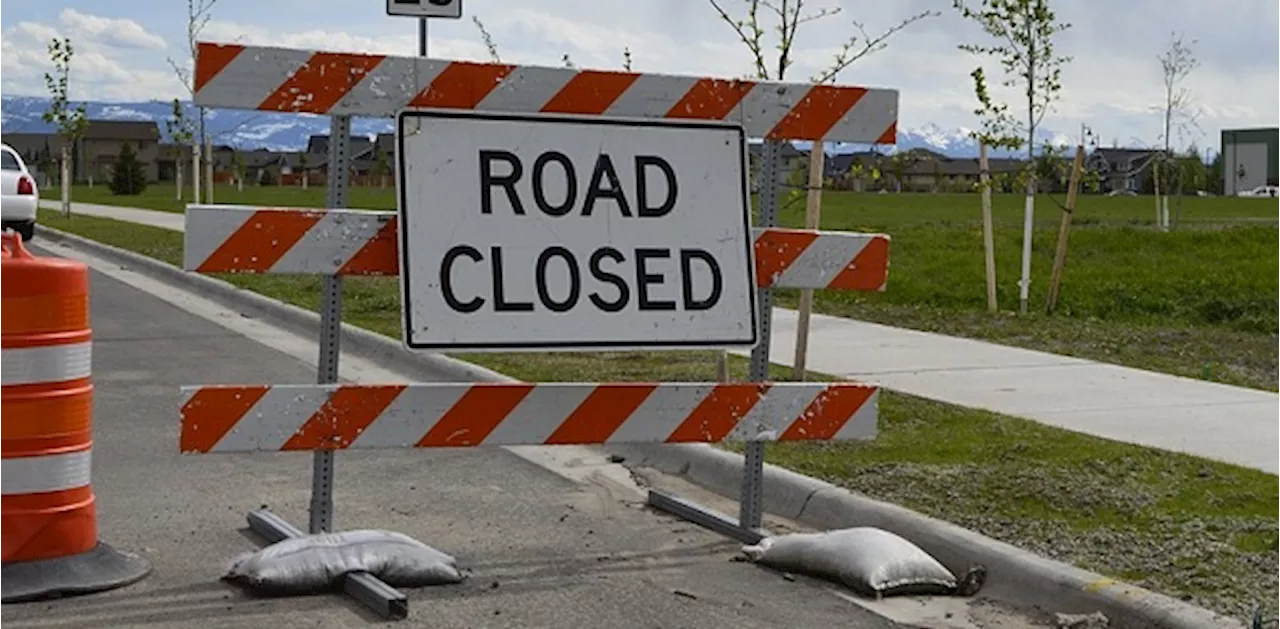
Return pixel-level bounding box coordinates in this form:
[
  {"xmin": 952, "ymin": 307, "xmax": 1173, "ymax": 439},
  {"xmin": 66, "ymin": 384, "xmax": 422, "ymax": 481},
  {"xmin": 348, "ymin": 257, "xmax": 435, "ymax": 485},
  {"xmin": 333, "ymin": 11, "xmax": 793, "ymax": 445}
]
[{"xmin": 1, "ymin": 232, "xmax": 150, "ymax": 603}]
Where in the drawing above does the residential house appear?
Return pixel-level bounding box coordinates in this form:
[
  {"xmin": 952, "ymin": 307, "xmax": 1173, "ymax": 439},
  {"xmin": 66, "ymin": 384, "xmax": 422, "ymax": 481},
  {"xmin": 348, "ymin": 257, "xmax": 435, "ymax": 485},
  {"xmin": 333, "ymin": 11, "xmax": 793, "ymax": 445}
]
[
  {"xmin": 304, "ymin": 134, "xmax": 386, "ymax": 185},
  {"xmin": 826, "ymin": 148, "xmax": 1027, "ymax": 192},
  {"xmin": 306, "ymin": 134, "xmax": 374, "ymax": 160},
  {"xmin": 1086, "ymin": 147, "xmax": 1158, "ymax": 193},
  {"xmin": 0, "ymin": 133, "xmax": 65, "ymax": 185},
  {"xmin": 156, "ymin": 142, "xmax": 193, "ymax": 183},
  {"xmin": 747, "ymin": 143, "xmax": 808, "ymax": 188},
  {"xmin": 77, "ymin": 121, "xmax": 163, "ymax": 183},
  {"xmin": 277, "ymin": 152, "xmax": 326, "ymax": 187}
]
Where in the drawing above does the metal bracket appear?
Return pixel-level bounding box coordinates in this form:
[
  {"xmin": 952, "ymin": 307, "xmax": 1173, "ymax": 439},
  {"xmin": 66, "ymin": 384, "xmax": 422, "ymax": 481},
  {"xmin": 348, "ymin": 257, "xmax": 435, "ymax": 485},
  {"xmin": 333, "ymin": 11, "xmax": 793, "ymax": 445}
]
[{"xmin": 247, "ymin": 509, "xmax": 408, "ymax": 620}]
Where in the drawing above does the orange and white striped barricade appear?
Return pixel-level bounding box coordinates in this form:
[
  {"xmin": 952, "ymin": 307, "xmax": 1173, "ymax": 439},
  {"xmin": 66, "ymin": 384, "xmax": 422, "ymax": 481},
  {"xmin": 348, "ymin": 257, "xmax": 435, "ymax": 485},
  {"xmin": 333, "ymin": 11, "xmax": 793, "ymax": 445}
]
[
  {"xmin": 186, "ymin": 40, "xmax": 897, "ymax": 618},
  {"xmin": 1, "ymin": 233, "xmax": 152, "ymax": 603}
]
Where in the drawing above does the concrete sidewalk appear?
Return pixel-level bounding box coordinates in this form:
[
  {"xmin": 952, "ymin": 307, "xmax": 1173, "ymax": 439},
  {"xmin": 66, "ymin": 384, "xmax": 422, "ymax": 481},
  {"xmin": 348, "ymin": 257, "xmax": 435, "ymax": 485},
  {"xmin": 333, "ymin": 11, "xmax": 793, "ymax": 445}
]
[{"xmin": 38, "ymin": 199, "xmax": 1280, "ymax": 475}]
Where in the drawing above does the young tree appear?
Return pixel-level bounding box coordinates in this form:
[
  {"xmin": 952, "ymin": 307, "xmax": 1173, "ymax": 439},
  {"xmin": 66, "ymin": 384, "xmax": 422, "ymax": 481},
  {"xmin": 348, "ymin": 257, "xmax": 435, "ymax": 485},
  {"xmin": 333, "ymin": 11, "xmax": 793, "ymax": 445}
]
[
  {"xmin": 109, "ymin": 143, "xmax": 148, "ymax": 196},
  {"xmin": 707, "ymin": 0, "xmax": 936, "ymax": 84},
  {"xmin": 707, "ymin": 0, "xmax": 936, "ymax": 381},
  {"xmin": 297, "ymin": 151, "xmax": 310, "ymax": 189},
  {"xmin": 165, "ymin": 98, "xmax": 195, "ymax": 201},
  {"xmin": 953, "ymin": 0, "xmax": 1071, "ymax": 314},
  {"xmin": 1153, "ymin": 32, "xmax": 1200, "ymax": 231},
  {"xmin": 42, "ymin": 37, "xmax": 89, "ymax": 218},
  {"xmin": 376, "ymin": 151, "xmax": 390, "ymax": 188},
  {"xmin": 166, "ymin": 0, "xmax": 219, "ymax": 203},
  {"xmin": 229, "ymin": 149, "xmax": 244, "ymax": 191}
]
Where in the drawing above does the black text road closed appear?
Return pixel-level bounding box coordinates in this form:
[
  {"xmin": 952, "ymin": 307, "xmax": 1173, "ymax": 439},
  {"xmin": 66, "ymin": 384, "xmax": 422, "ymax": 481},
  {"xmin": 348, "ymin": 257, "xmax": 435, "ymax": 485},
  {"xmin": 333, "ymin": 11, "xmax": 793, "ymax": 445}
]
[{"xmin": 395, "ymin": 110, "xmax": 757, "ymax": 352}]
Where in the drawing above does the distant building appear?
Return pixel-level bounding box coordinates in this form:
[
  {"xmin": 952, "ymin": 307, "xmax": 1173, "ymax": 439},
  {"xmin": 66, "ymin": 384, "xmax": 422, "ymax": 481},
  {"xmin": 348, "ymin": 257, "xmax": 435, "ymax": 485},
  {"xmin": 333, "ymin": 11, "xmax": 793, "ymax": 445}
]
[
  {"xmin": 1084, "ymin": 148, "xmax": 1159, "ymax": 194},
  {"xmin": 1220, "ymin": 127, "xmax": 1278, "ymax": 195}
]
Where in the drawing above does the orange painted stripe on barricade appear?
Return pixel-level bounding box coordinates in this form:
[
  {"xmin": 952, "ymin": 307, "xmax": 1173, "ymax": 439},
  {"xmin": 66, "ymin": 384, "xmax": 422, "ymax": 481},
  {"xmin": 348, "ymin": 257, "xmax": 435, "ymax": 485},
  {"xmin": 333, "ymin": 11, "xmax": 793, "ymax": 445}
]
[
  {"xmin": 541, "ymin": 70, "xmax": 642, "ymax": 115},
  {"xmin": 753, "ymin": 228, "xmax": 818, "ymax": 287},
  {"xmin": 1, "ymin": 234, "xmax": 99, "ymax": 564},
  {"xmin": 766, "ymin": 85, "xmax": 868, "ymax": 141},
  {"xmin": 665, "ymin": 78, "xmax": 756, "ymax": 120},
  {"xmin": 259, "ymin": 52, "xmax": 384, "ymax": 113},
  {"xmin": 178, "ymin": 382, "xmax": 879, "ymax": 453},
  {"xmin": 409, "ymin": 61, "xmax": 516, "ymax": 109},
  {"xmin": 183, "ymin": 206, "xmax": 890, "ymax": 292}
]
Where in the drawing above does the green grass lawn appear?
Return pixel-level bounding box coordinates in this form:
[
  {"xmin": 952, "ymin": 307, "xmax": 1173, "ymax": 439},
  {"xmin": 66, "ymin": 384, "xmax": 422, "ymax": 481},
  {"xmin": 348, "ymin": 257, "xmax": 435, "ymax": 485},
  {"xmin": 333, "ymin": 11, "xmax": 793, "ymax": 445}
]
[
  {"xmin": 43, "ymin": 184, "xmax": 1280, "ymax": 389},
  {"xmin": 35, "ymin": 209, "xmax": 1280, "ymax": 621}
]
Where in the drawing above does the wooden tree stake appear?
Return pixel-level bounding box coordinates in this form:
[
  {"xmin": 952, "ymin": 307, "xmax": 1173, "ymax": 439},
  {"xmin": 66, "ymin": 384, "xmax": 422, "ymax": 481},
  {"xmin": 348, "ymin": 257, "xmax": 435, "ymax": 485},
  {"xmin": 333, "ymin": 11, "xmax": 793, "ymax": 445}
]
[
  {"xmin": 1045, "ymin": 145, "xmax": 1086, "ymax": 314},
  {"xmin": 979, "ymin": 142, "xmax": 997, "ymax": 313},
  {"xmin": 792, "ymin": 147, "xmax": 826, "ymax": 381}
]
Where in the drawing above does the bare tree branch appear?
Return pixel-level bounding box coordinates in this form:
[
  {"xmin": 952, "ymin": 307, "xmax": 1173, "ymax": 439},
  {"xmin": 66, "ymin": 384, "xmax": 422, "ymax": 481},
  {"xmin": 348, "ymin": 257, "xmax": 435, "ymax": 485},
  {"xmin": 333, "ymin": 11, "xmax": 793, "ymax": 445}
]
[
  {"xmin": 1155, "ymin": 32, "xmax": 1201, "ymax": 151},
  {"xmin": 472, "ymin": 16, "xmax": 502, "ymax": 62},
  {"xmin": 708, "ymin": 0, "xmax": 769, "ymax": 79},
  {"xmin": 811, "ymin": 10, "xmax": 939, "ymax": 84}
]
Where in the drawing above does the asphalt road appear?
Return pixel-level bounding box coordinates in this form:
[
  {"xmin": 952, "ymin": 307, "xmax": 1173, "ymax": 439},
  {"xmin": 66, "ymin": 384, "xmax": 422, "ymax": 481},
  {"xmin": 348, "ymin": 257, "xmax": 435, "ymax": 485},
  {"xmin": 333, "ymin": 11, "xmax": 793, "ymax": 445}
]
[{"xmin": 1, "ymin": 266, "xmax": 904, "ymax": 629}]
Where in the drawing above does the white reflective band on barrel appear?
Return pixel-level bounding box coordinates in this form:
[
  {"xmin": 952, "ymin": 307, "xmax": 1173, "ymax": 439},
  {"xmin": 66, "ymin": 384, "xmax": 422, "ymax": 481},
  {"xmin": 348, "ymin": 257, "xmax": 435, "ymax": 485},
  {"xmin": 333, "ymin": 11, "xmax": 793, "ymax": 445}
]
[
  {"xmin": 1, "ymin": 450, "xmax": 93, "ymax": 495},
  {"xmin": 1, "ymin": 341, "xmax": 92, "ymax": 386}
]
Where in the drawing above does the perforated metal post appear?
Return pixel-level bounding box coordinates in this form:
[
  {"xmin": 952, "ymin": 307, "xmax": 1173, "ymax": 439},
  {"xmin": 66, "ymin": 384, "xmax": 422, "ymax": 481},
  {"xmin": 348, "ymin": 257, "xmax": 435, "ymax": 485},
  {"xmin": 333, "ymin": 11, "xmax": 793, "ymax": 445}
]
[
  {"xmin": 308, "ymin": 115, "xmax": 350, "ymax": 535},
  {"xmin": 645, "ymin": 139, "xmax": 784, "ymax": 541},
  {"xmin": 739, "ymin": 140, "xmax": 782, "ymax": 531}
]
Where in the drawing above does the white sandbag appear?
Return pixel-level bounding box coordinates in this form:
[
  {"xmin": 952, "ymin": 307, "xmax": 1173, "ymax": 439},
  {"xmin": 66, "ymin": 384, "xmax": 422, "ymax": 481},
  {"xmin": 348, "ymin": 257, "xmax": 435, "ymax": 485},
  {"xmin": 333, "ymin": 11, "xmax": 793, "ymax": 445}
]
[
  {"xmin": 742, "ymin": 527, "xmax": 960, "ymax": 597},
  {"xmin": 224, "ymin": 529, "xmax": 466, "ymax": 594}
]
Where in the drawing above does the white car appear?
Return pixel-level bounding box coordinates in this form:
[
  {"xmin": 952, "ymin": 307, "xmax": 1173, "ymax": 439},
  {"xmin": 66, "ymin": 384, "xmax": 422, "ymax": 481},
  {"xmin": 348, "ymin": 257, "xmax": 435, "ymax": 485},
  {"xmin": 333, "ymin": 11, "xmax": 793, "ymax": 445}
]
[
  {"xmin": 1237, "ymin": 184, "xmax": 1279, "ymax": 198},
  {"xmin": 1, "ymin": 143, "xmax": 38, "ymax": 241}
]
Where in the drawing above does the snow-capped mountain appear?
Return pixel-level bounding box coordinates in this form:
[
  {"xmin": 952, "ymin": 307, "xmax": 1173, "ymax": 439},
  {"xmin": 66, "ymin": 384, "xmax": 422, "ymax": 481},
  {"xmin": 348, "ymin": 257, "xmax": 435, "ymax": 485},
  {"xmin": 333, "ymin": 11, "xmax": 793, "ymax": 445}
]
[{"xmin": 0, "ymin": 95, "xmax": 1064, "ymax": 158}]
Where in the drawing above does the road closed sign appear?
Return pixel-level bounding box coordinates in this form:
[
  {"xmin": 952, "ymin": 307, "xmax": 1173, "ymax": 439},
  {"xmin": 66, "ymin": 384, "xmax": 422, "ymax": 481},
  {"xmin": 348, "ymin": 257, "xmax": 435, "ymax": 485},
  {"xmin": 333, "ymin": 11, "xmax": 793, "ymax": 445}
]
[{"xmin": 395, "ymin": 110, "xmax": 758, "ymax": 352}]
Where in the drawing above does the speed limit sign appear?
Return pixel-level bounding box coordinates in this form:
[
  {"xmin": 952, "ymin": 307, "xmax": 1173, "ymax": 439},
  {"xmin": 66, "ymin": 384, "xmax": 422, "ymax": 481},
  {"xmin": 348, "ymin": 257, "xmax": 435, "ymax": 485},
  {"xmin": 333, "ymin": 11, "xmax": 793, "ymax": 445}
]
[{"xmin": 386, "ymin": 0, "xmax": 463, "ymax": 18}]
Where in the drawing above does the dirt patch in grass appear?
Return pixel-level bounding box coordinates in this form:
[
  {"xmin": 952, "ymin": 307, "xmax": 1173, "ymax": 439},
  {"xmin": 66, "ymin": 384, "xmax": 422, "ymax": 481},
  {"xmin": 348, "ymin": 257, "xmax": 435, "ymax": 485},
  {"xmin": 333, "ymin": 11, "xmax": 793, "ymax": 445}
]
[{"xmin": 35, "ymin": 210, "xmax": 1279, "ymax": 623}]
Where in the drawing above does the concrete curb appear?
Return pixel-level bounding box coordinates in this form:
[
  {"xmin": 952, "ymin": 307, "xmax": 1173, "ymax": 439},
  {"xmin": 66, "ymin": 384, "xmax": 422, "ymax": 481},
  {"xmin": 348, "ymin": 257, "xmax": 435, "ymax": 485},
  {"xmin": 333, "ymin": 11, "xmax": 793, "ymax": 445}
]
[
  {"xmin": 604, "ymin": 443, "xmax": 1244, "ymax": 629},
  {"xmin": 35, "ymin": 224, "xmax": 1244, "ymax": 629}
]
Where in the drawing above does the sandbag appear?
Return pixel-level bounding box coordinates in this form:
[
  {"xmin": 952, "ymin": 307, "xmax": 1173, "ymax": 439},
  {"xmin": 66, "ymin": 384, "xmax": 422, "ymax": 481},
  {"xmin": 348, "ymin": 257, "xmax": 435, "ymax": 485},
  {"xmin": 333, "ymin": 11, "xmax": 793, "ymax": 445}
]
[
  {"xmin": 223, "ymin": 529, "xmax": 466, "ymax": 594},
  {"xmin": 742, "ymin": 527, "xmax": 964, "ymax": 598}
]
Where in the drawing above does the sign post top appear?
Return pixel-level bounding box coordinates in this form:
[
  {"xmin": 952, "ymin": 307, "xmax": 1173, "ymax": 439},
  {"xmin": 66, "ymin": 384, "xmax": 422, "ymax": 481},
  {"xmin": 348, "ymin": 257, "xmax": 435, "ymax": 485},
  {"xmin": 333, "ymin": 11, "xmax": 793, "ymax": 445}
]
[
  {"xmin": 387, "ymin": 0, "xmax": 463, "ymax": 18},
  {"xmin": 395, "ymin": 109, "xmax": 758, "ymax": 353}
]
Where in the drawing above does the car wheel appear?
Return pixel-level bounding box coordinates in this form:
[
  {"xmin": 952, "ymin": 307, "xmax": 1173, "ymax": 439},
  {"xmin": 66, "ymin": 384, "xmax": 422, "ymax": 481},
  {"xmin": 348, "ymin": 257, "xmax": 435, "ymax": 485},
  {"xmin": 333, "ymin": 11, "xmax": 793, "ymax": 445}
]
[{"xmin": 15, "ymin": 221, "xmax": 35, "ymax": 242}]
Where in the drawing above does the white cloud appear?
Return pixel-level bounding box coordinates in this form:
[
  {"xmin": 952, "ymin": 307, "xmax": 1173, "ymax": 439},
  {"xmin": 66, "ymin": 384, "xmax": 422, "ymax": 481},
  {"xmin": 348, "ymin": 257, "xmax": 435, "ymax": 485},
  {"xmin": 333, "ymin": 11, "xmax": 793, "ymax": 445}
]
[
  {"xmin": 0, "ymin": 11, "xmax": 181, "ymax": 102},
  {"xmin": 59, "ymin": 9, "xmax": 167, "ymax": 50}
]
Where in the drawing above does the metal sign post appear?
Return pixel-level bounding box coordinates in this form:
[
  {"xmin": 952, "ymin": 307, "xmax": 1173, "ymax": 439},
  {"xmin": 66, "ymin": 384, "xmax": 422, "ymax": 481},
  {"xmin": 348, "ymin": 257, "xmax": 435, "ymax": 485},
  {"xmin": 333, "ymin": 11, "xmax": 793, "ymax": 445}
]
[{"xmin": 740, "ymin": 140, "xmax": 783, "ymax": 532}]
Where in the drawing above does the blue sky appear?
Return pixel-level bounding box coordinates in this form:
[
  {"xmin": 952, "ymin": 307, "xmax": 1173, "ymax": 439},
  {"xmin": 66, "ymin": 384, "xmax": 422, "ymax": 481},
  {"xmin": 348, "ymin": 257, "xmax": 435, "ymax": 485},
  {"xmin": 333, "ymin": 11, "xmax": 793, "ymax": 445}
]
[{"xmin": 2, "ymin": 0, "xmax": 1276, "ymax": 150}]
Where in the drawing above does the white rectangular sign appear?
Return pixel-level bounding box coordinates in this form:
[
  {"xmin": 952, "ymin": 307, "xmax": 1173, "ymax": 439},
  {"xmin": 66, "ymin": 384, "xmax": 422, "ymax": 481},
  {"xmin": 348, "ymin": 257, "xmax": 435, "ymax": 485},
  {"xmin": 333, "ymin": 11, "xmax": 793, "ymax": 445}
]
[
  {"xmin": 395, "ymin": 110, "xmax": 758, "ymax": 352},
  {"xmin": 386, "ymin": 0, "xmax": 462, "ymax": 18}
]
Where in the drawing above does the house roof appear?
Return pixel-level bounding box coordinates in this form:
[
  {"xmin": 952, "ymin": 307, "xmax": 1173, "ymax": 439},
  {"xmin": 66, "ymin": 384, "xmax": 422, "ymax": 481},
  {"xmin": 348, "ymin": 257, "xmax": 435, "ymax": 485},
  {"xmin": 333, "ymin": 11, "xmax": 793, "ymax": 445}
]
[
  {"xmin": 827, "ymin": 150, "xmax": 1026, "ymax": 177},
  {"xmin": 306, "ymin": 134, "xmax": 375, "ymax": 159},
  {"xmin": 1087, "ymin": 147, "xmax": 1157, "ymax": 174},
  {"xmin": 375, "ymin": 133, "xmax": 394, "ymax": 155},
  {"xmin": 83, "ymin": 120, "xmax": 160, "ymax": 141},
  {"xmin": 1, "ymin": 133, "xmax": 67, "ymax": 157}
]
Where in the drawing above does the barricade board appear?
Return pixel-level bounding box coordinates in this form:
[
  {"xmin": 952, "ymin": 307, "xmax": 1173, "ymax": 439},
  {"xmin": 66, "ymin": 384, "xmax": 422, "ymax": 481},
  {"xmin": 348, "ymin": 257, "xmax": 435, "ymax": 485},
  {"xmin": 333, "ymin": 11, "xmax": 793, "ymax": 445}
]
[
  {"xmin": 179, "ymin": 382, "xmax": 879, "ymax": 453},
  {"xmin": 395, "ymin": 109, "xmax": 758, "ymax": 352},
  {"xmin": 192, "ymin": 42, "xmax": 899, "ymax": 143},
  {"xmin": 182, "ymin": 206, "xmax": 891, "ymax": 291}
]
